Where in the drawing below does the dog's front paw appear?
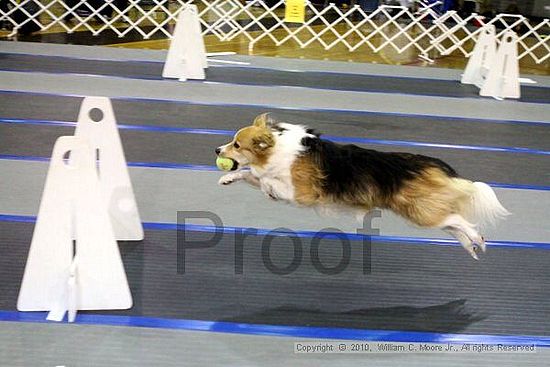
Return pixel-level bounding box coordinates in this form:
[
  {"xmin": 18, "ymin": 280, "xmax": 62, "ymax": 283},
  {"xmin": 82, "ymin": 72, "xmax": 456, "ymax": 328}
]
[{"xmin": 218, "ymin": 173, "xmax": 240, "ymax": 186}]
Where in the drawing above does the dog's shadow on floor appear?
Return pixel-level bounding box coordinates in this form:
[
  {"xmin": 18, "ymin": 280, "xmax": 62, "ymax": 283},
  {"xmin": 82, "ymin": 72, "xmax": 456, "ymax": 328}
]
[{"xmin": 222, "ymin": 299, "xmax": 485, "ymax": 333}]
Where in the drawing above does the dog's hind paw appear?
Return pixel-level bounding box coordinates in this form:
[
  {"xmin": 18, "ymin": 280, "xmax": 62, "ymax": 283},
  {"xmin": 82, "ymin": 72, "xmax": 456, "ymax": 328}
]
[
  {"xmin": 466, "ymin": 245, "xmax": 480, "ymax": 260},
  {"xmin": 475, "ymin": 235, "xmax": 486, "ymax": 253},
  {"xmin": 465, "ymin": 239, "xmax": 486, "ymax": 260}
]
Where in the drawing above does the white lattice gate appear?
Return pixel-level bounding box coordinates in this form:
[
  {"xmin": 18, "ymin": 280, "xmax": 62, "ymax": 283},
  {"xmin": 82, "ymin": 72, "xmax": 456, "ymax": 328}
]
[{"xmin": 1, "ymin": 0, "xmax": 549, "ymax": 64}]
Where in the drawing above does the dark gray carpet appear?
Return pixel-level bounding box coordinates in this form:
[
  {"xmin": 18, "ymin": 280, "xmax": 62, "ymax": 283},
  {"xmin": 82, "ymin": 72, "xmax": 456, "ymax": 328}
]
[{"xmin": 1, "ymin": 221, "xmax": 549, "ymax": 336}]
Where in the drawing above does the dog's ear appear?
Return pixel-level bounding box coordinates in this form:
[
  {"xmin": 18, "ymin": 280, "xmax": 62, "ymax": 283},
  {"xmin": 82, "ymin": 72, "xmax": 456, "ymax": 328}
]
[
  {"xmin": 252, "ymin": 132, "xmax": 274, "ymax": 152},
  {"xmin": 253, "ymin": 113, "xmax": 274, "ymax": 128},
  {"xmin": 306, "ymin": 128, "xmax": 321, "ymax": 137}
]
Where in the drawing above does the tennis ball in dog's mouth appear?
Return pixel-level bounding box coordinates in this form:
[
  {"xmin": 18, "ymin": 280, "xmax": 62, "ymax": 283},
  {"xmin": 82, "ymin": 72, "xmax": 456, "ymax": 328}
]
[{"xmin": 216, "ymin": 157, "xmax": 237, "ymax": 171}]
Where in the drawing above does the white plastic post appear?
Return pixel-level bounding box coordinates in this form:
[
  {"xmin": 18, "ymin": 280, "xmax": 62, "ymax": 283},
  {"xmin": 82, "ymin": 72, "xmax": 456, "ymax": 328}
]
[
  {"xmin": 162, "ymin": 5, "xmax": 207, "ymax": 81},
  {"xmin": 191, "ymin": 4, "xmax": 208, "ymax": 71},
  {"xmin": 17, "ymin": 136, "xmax": 133, "ymax": 322},
  {"xmin": 74, "ymin": 97, "xmax": 143, "ymax": 241},
  {"xmin": 480, "ymin": 31, "xmax": 520, "ymax": 99},
  {"xmin": 461, "ymin": 25, "xmax": 496, "ymax": 87}
]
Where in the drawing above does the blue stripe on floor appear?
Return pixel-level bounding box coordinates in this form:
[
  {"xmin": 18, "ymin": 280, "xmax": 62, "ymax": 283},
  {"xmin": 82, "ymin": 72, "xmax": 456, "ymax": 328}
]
[
  {"xmin": 487, "ymin": 182, "xmax": 550, "ymax": 191},
  {"xmin": 2, "ymin": 154, "xmax": 550, "ymax": 191},
  {"xmin": 0, "ymin": 154, "xmax": 218, "ymax": 171},
  {"xmin": 2, "ymin": 214, "xmax": 550, "ymax": 251},
  {"xmin": 2, "ymin": 118, "xmax": 549, "ymax": 156},
  {"xmin": 0, "ymin": 90, "xmax": 549, "ymax": 127},
  {"xmin": 0, "ymin": 311, "xmax": 548, "ymax": 346}
]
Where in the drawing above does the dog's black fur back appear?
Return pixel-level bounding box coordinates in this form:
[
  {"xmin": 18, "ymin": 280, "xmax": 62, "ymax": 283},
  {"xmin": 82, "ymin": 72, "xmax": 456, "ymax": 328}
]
[{"xmin": 300, "ymin": 136, "xmax": 458, "ymax": 199}]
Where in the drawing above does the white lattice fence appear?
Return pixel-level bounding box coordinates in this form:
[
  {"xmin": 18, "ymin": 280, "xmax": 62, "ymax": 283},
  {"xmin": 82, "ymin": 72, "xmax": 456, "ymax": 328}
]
[
  {"xmin": 0, "ymin": 0, "xmax": 189, "ymax": 39},
  {"xmin": 1, "ymin": 0, "xmax": 549, "ymax": 64},
  {"xmin": 429, "ymin": 11, "xmax": 550, "ymax": 64}
]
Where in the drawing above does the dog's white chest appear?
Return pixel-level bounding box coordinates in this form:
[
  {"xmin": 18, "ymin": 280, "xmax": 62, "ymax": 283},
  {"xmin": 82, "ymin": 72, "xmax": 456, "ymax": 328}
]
[
  {"xmin": 258, "ymin": 176, "xmax": 295, "ymax": 202},
  {"xmin": 250, "ymin": 124, "xmax": 309, "ymax": 202}
]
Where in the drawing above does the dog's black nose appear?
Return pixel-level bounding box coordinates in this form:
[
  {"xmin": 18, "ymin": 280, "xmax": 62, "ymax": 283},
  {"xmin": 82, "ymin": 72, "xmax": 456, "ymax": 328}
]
[{"xmin": 215, "ymin": 147, "xmax": 221, "ymax": 155}]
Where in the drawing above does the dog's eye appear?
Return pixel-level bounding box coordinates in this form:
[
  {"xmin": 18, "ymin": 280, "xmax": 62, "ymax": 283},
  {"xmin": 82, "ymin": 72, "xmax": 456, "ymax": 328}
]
[{"xmin": 233, "ymin": 142, "xmax": 240, "ymax": 149}]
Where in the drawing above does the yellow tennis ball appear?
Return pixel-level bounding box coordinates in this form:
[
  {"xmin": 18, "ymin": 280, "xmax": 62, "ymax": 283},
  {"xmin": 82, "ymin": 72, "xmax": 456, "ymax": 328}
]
[{"xmin": 216, "ymin": 157, "xmax": 236, "ymax": 171}]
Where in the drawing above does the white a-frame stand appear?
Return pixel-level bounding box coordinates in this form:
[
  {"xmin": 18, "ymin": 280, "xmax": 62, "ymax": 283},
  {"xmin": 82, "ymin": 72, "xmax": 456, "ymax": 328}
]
[
  {"xmin": 17, "ymin": 97, "xmax": 140, "ymax": 322},
  {"xmin": 163, "ymin": 4, "xmax": 207, "ymax": 81},
  {"xmin": 479, "ymin": 31, "xmax": 520, "ymax": 99},
  {"xmin": 17, "ymin": 136, "xmax": 133, "ymax": 322},
  {"xmin": 461, "ymin": 25, "xmax": 497, "ymax": 88},
  {"xmin": 461, "ymin": 25, "xmax": 520, "ymax": 100},
  {"xmin": 74, "ymin": 97, "xmax": 143, "ymax": 241}
]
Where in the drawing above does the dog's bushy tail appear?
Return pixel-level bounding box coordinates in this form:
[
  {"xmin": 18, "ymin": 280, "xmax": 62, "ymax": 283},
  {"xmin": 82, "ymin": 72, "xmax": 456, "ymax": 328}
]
[
  {"xmin": 457, "ymin": 180, "xmax": 510, "ymax": 228},
  {"xmin": 450, "ymin": 179, "xmax": 510, "ymax": 228}
]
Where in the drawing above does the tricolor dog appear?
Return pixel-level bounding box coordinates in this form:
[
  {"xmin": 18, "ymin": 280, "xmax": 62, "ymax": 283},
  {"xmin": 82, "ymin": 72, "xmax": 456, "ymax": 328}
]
[{"xmin": 216, "ymin": 113, "xmax": 510, "ymax": 259}]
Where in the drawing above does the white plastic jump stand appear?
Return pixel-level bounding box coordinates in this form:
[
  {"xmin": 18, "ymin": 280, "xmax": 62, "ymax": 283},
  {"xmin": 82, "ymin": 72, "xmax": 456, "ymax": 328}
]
[
  {"xmin": 461, "ymin": 25, "xmax": 496, "ymax": 88},
  {"xmin": 480, "ymin": 31, "xmax": 520, "ymax": 100},
  {"xmin": 17, "ymin": 136, "xmax": 133, "ymax": 322},
  {"xmin": 162, "ymin": 4, "xmax": 207, "ymax": 81},
  {"xmin": 74, "ymin": 97, "xmax": 144, "ymax": 241}
]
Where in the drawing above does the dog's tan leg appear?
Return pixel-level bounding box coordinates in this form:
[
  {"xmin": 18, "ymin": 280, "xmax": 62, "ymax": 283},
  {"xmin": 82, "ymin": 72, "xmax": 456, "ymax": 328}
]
[{"xmin": 243, "ymin": 173, "xmax": 260, "ymax": 188}]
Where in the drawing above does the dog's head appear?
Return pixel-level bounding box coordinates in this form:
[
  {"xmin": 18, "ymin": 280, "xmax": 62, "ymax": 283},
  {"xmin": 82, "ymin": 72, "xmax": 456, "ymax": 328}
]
[{"xmin": 215, "ymin": 113, "xmax": 276, "ymax": 170}]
